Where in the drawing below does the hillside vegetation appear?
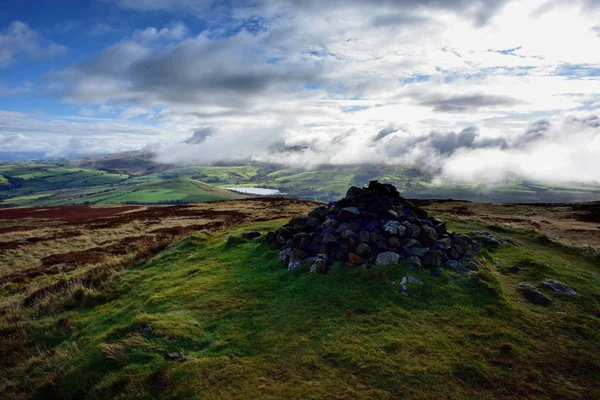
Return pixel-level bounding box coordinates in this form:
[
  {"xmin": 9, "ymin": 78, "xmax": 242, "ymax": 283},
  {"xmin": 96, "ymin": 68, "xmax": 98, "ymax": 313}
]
[
  {"xmin": 0, "ymin": 164, "xmax": 243, "ymax": 206},
  {"xmin": 2, "ymin": 162, "xmax": 600, "ymax": 206},
  {"xmin": 1, "ymin": 200, "xmax": 598, "ymax": 399}
]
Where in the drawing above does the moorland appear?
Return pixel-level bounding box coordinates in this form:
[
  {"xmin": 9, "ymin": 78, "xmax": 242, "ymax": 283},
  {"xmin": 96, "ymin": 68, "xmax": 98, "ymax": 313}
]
[{"xmin": 1, "ymin": 192, "xmax": 599, "ymax": 399}]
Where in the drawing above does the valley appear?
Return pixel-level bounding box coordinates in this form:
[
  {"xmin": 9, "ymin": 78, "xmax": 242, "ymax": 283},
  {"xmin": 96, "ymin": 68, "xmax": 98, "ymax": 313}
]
[{"xmin": 2, "ymin": 160, "xmax": 600, "ymax": 207}]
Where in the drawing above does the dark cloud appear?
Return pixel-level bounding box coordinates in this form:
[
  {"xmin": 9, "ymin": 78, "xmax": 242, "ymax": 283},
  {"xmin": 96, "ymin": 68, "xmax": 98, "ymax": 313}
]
[
  {"xmin": 515, "ymin": 119, "xmax": 550, "ymax": 146},
  {"xmin": 428, "ymin": 127, "xmax": 478, "ymax": 154},
  {"xmin": 418, "ymin": 94, "xmax": 520, "ymax": 113},
  {"xmin": 62, "ymin": 35, "xmax": 323, "ymax": 107},
  {"xmin": 184, "ymin": 127, "xmax": 215, "ymax": 144},
  {"xmin": 373, "ymin": 126, "xmax": 401, "ymax": 141},
  {"xmin": 370, "ymin": 13, "xmax": 427, "ymax": 27},
  {"xmin": 570, "ymin": 114, "xmax": 600, "ymax": 128},
  {"xmin": 268, "ymin": 142, "xmax": 311, "ymax": 154},
  {"xmin": 378, "ymin": 126, "xmax": 509, "ymax": 160}
]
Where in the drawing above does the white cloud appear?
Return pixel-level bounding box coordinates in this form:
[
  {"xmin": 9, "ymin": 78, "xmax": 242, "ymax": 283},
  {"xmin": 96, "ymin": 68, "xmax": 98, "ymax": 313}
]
[
  {"xmin": 119, "ymin": 106, "xmax": 151, "ymax": 119},
  {"xmin": 0, "ymin": 111, "xmax": 168, "ymax": 155},
  {"xmin": 132, "ymin": 21, "xmax": 189, "ymax": 41},
  {"xmin": 20, "ymin": 0, "xmax": 600, "ymax": 183},
  {"xmin": 0, "ymin": 21, "xmax": 67, "ymax": 67},
  {"xmin": 79, "ymin": 108, "xmax": 95, "ymax": 117}
]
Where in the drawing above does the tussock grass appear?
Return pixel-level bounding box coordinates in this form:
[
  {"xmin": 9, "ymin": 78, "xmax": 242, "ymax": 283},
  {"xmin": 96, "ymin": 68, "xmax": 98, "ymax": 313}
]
[{"xmin": 1, "ymin": 218, "xmax": 599, "ymax": 399}]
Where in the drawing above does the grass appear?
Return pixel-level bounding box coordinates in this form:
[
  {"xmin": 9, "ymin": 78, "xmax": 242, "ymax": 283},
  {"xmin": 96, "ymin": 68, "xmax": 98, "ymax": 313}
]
[
  {"xmin": 70, "ymin": 178, "xmax": 243, "ymax": 204},
  {"xmin": 2, "ymin": 216, "xmax": 599, "ymax": 399}
]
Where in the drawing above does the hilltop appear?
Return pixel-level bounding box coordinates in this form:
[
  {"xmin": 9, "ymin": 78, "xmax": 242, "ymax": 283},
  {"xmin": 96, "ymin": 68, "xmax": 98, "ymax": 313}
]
[{"xmin": 1, "ymin": 192, "xmax": 599, "ymax": 399}]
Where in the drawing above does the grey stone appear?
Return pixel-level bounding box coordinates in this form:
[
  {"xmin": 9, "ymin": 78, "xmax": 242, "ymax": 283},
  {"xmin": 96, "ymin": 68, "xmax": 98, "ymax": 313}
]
[
  {"xmin": 376, "ymin": 252, "xmax": 400, "ymax": 265},
  {"xmin": 310, "ymin": 258, "xmax": 327, "ymax": 273},
  {"xmin": 410, "ymin": 247, "xmax": 430, "ymax": 257},
  {"xmin": 355, "ymin": 242, "xmax": 372, "ymax": 258},
  {"xmin": 445, "ymin": 260, "xmax": 469, "ymax": 274},
  {"xmin": 406, "ymin": 256, "xmax": 422, "ymax": 267},
  {"xmin": 279, "ymin": 247, "xmax": 293, "ymax": 263},
  {"xmin": 420, "ymin": 225, "xmax": 437, "ymax": 246},
  {"xmin": 406, "ymin": 239, "xmax": 419, "ymax": 247},
  {"xmin": 322, "ymin": 233, "xmax": 338, "ymax": 245},
  {"xmin": 341, "ymin": 230, "xmax": 355, "ymax": 239},
  {"xmin": 406, "ymin": 276, "xmax": 423, "ymax": 285},
  {"xmin": 422, "ymin": 250, "xmax": 442, "ymax": 268},
  {"xmin": 243, "ymin": 231, "xmax": 261, "ymax": 240},
  {"xmin": 383, "ymin": 220, "xmax": 407, "ymax": 236},
  {"xmin": 359, "ymin": 230, "xmax": 370, "ymax": 244},
  {"xmin": 436, "ymin": 238, "xmax": 452, "ymax": 250},
  {"xmin": 322, "ymin": 218, "xmax": 339, "ymax": 228},
  {"xmin": 400, "ymin": 275, "xmax": 423, "ymax": 295},
  {"xmin": 471, "ymin": 231, "xmax": 508, "ymax": 246},
  {"xmin": 139, "ymin": 324, "xmax": 153, "ymax": 336},
  {"xmin": 518, "ymin": 283, "xmax": 551, "ymax": 306},
  {"xmin": 308, "ymin": 206, "xmax": 328, "ymax": 219},
  {"xmin": 406, "ymin": 223, "xmax": 421, "ymax": 237},
  {"xmin": 338, "ymin": 207, "xmax": 361, "ymax": 220},
  {"xmin": 541, "ymin": 280, "xmax": 577, "ymax": 296},
  {"xmin": 166, "ymin": 352, "xmax": 183, "ymax": 360},
  {"xmin": 386, "ymin": 209, "xmax": 398, "ymax": 219},
  {"xmin": 288, "ymin": 257, "xmax": 302, "ymax": 271}
]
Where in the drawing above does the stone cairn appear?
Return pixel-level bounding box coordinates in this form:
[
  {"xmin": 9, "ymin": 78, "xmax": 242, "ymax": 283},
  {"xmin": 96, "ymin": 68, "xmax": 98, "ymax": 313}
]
[{"xmin": 266, "ymin": 181, "xmax": 482, "ymax": 274}]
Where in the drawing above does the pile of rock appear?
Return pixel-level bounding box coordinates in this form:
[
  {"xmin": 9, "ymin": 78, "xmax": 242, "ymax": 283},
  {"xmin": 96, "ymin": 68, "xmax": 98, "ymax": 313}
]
[{"xmin": 266, "ymin": 181, "xmax": 482, "ymax": 274}]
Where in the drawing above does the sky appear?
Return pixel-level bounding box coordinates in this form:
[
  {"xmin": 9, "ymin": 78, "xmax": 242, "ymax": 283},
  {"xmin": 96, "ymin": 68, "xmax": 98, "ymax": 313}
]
[{"xmin": 1, "ymin": 0, "xmax": 600, "ymax": 183}]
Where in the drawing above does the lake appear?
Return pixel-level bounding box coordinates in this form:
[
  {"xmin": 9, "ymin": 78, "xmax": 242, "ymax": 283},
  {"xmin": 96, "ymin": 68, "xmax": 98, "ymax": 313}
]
[{"xmin": 225, "ymin": 187, "xmax": 285, "ymax": 195}]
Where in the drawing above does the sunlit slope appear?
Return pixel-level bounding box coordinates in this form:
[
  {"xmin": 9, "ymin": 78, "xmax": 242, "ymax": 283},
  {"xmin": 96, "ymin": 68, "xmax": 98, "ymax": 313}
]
[{"xmin": 70, "ymin": 178, "xmax": 244, "ymax": 204}]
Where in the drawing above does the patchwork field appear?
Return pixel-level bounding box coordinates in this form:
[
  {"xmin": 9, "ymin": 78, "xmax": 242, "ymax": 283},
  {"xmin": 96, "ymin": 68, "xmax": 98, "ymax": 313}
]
[
  {"xmin": 2, "ymin": 162, "xmax": 600, "ymax": 206},
  {"xmin": 1, "ymin": 198, "xmax": 599, "ymax": 399}
]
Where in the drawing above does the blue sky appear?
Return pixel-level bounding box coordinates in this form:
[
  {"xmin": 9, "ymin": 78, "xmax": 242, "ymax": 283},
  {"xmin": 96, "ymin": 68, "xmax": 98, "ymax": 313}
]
[{"xmin": 1, "ymin": 0, "xmax": 600, "ymax": 182}]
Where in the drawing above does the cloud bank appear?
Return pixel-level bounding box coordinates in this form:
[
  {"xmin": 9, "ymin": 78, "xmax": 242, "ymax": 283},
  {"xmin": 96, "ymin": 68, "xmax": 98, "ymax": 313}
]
[{"xmin": 1, "ymin": 0, "xmax": 600, "ymax": 184}]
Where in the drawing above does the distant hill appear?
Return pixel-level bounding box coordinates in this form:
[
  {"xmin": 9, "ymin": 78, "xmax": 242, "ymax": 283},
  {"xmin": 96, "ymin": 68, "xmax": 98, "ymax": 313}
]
[
  {"xmin": 0, "ymin": 164, "xmax": 243, "ymax": 206},
  {"xmin": 70, "ymin": 150, "xmax": 169, "ymax": 176},
  {"xmin": 1, "ymin": 158, "xmax": 600, "ymax": 206}
]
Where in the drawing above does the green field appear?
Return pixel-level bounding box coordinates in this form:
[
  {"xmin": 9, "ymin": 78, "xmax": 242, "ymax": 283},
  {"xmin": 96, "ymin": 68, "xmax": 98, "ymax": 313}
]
[
  {"xmin": 1, "ymin": 162, "xmax": 600, "ymax": 206},
  {"xmin": 0, "ymin": 166, "xmax": 243, "ymax": 206},
  {"xmin": 70, "ymin": 178, "xmax": 243, "ymax": 204},
  {"xmin": 3, "ymin": 217, "xmax": 599, "ymax": 398}
]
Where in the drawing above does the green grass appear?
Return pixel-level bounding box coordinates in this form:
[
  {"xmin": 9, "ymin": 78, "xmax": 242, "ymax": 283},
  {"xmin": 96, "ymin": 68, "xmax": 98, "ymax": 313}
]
[
  {"xmin": 70, "ymin": 178, "xmax": 243, "ymax": 204},
  {"xmin": 4, "ymin": 218, "xmax": 599, "ymax": 399}
]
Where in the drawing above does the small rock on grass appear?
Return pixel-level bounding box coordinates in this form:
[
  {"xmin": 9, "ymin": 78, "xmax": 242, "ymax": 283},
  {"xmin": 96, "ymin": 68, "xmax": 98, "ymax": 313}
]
[
  {"xmin": 166, "ymin": 352, "xmax": 183, "ymax": 361},
  {"xmin": 242, "ymin": 231, "xmax": 261, "ymax": 240},
  {"xmin": 517, "ymin": 283, "xmax": 551, "ymax": 306},
  {"xmin": 376, "ymin": 252, "xmax": 400, "ymax": 265},
  {"xmin": 400, "ymin": 275, "xmax": 423, "ymax": 296},
  {"xmin": 541, "ymin": 280, "xmax": 577, "ymax": 296},
  {"xmin": 406, "ymin": 256, "xmax": 422, "ymax": 267},
  {"xmin": 288, "ymin": 257, "xmax": 302, "ymax": 270},
  {"xmin": 139, "ymin": 323, "xmax": 153, "ymax": 336}
]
